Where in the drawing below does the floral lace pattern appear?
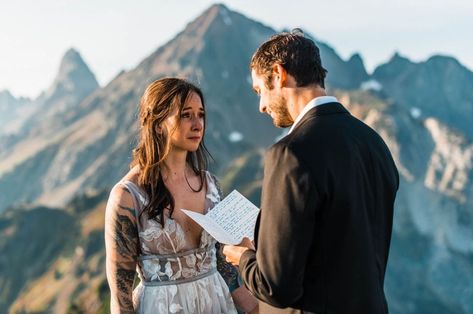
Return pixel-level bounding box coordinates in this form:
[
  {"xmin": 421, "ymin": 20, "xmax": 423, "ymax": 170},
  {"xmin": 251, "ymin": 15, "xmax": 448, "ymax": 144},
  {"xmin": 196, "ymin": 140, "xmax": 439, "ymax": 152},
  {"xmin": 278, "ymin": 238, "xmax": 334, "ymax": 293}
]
[
  {"xmin": 120, "ymin": 171, "xmax": 237, "ymax": 313},
  {"xmin": 138, "ymin": 246, "xmax": 216, "ymax": 283}
]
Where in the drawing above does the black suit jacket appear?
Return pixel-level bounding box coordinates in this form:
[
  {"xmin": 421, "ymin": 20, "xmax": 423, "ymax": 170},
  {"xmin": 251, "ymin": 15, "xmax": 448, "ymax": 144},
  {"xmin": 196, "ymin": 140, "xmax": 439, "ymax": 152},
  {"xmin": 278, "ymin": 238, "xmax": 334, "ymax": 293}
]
[{"xmin": 239, "ymin": 103, "xmax": 399, "ymax": 314}]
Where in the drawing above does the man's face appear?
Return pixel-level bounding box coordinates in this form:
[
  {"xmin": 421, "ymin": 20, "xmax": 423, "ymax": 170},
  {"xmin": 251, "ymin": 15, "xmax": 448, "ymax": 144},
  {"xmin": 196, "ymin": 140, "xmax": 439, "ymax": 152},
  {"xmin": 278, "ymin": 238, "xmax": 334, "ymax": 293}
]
[{"xmin": 251, "ymin": 69, "xmax": 293, "ymax": 128}]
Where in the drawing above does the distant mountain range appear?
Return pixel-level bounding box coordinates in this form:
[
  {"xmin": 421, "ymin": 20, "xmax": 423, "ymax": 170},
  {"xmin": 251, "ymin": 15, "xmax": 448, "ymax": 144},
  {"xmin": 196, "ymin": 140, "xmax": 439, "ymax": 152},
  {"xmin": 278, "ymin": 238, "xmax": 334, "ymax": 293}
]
[{"xmin": 0, "ymin": 3, "xmax": 472, "ymax": 313}]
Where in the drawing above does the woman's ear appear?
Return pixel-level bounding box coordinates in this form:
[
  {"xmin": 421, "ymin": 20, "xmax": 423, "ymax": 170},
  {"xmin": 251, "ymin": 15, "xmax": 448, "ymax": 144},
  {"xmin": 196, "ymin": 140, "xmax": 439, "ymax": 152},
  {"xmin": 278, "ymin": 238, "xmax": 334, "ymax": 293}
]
[
  {"xmin": 155, "ymin": 124, "xmax": 164, "ymax": 135},
  {"xmin": 158, "ymin": 120, "xmax": 173, "ymax": 136}
]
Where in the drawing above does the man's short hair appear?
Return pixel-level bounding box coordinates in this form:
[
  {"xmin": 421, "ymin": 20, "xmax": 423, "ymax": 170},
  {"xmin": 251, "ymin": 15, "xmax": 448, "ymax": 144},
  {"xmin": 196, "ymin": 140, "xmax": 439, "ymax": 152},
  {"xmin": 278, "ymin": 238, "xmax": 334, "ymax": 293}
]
[{"xmin": 250, "ymin": 30, "xmax": 327, "ymax": 89}]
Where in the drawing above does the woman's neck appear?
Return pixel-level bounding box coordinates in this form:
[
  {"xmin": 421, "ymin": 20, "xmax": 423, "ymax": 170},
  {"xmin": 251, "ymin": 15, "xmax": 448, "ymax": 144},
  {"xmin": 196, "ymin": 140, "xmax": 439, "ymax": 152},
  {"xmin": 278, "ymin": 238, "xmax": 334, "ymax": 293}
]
[{"xmin": 162, "ymin": 149, "xmax": 189, "ymax": 181}]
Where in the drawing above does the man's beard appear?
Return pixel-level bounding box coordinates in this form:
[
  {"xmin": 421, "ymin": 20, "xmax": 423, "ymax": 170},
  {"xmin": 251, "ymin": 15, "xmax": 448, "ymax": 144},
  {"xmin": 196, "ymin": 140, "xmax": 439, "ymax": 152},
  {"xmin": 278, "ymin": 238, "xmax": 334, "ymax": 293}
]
[{"xmin": 269, "ymin": 95, "xmax": 293, "ymax": 128}]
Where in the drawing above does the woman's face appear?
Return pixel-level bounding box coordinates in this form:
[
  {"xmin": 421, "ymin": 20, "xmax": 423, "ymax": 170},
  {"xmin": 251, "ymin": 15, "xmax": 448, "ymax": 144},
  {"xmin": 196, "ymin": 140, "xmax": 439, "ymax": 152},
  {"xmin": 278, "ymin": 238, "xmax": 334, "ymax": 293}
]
[{"xmin": 164, "ymin": 91, "xmax": 205, "ymax": 152}]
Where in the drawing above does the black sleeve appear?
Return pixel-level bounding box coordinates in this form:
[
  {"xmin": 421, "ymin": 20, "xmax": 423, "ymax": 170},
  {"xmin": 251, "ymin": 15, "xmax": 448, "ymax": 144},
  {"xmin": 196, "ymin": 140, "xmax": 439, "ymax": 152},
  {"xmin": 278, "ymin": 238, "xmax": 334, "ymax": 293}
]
[{"xmin": 239, "ymin": 143, "xmax": 318, "ymax": 308}]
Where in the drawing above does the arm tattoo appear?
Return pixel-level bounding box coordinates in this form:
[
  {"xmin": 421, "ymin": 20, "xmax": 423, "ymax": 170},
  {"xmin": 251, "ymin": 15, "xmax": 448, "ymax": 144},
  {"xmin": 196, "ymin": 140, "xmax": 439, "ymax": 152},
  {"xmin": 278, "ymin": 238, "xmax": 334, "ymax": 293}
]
[
  {"xmin": 118, "ymin": 204, "xmax": 137, "ymax": 218},
  {"xmin": 116, "ymin": 269, "xmax": 136, "ymax": 308},
  {"xmin": 111, "ymin": 210, "xmax": 138, "ymax": 311},
  {"xmin": 113, "ymin": 213, "xmax": 139, "ymax": 256}
]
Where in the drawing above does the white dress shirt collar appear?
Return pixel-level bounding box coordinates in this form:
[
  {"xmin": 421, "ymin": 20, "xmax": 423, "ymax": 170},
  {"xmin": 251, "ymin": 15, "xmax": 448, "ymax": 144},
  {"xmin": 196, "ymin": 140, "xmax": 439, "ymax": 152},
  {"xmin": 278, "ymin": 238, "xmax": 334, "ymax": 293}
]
[{"xmin": 288, "ymin": 96, "xmax": 338, "ymax": 134}]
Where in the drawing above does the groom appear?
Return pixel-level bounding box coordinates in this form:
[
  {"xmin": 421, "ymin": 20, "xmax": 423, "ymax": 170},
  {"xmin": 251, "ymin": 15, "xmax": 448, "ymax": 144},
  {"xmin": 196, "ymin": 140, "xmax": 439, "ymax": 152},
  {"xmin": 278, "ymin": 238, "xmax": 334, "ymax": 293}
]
[{"xmin": 224, "ymin": 30, "xmax": 399, "ymax": 313}]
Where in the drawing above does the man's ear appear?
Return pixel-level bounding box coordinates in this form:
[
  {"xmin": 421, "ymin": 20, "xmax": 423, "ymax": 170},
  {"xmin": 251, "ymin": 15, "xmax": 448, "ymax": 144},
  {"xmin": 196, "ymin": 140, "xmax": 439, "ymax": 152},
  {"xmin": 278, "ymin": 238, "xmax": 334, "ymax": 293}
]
[{"xmin": 272, "ymin": 64, "xmax": 287, "ymax": 88}]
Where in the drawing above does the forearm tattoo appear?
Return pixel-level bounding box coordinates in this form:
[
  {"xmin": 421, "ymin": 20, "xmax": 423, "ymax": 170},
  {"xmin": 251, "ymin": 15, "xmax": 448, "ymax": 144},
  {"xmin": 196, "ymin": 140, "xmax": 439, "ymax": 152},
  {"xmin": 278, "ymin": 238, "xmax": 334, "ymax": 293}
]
[
  {"xmin": 116, "ymin": 268, "xmax": 136, "ymax": 309},
  {"xmin": 111, "ymin": 205, "xmax": 139, "ymax": 310}
]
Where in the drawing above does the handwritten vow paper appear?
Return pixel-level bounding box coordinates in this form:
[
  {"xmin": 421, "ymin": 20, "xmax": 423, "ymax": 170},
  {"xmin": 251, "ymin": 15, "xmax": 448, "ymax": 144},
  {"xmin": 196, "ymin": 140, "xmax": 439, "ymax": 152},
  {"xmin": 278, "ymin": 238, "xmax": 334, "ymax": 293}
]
[{"xmin": 181, "ymin": 190, "xmax": 260, "ymax": 245}]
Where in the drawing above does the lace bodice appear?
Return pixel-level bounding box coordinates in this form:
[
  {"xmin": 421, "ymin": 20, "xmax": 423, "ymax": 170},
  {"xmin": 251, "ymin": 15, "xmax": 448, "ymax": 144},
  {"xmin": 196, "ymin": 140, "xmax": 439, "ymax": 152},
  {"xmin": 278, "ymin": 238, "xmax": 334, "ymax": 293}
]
[
  {"xmin": 106, "ymin": 171, "xmax": 239, "ymax": 313},
  {"xmin": 119, "ymin": 171, "xmax": 228, "ymax": 285}
]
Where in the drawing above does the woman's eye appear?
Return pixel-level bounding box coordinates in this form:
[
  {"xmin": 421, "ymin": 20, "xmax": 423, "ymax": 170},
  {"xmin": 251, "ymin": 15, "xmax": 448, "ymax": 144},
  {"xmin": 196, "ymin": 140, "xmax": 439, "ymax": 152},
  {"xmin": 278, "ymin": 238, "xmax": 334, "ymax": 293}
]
[
  {"xmin": 181, "ymin": 113, "xmax": 191, "ymax": 119},
  {"xmin": 199, "ymin": 113, "xmax": 205, "ymax": 118}
]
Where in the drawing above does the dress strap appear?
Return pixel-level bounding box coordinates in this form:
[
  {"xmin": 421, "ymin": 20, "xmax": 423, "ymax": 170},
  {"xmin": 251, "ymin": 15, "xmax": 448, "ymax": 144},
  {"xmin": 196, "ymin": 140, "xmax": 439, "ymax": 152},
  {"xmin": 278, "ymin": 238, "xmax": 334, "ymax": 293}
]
[{"xmin": 118, "ymin": 180, "xmax": 148, "ymax": 227}]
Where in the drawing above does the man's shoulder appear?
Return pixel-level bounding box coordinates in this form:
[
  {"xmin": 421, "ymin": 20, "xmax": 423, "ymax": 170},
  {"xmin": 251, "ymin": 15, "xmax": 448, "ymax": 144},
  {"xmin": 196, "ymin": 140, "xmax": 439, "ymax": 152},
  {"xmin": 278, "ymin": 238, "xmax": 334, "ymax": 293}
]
[
  {"xmin": 266, "ymin": 135, "xmax": 308, "ymax": 166},
  {"xmin": 270, "ymin": 126, "xmax": 315, "ymax": 155},
  {"xmin": 269, "ymin": 135, "xmax": 295, "ymax": 154}
]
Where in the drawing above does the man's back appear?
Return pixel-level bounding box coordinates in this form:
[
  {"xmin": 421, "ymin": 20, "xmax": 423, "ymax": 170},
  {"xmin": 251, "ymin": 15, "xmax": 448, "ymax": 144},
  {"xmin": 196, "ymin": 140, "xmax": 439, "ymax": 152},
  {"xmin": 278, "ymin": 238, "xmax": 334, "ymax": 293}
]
[{"xmin": 241, "ymin": 102, "xmax": 399, "ymax": 313}]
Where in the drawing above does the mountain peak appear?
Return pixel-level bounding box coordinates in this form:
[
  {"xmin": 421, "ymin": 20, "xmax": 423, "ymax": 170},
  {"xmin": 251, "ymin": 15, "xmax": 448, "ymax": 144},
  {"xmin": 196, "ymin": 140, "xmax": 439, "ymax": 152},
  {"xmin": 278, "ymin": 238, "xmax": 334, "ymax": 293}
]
[
  {"xmin": 346, "ymin": 53, "xmax": 369, "ymax": 84},
  {"xmin": 425, "ymin": 54, "xmax": 463, "ymax": 68},
  {"xmin": 56, "ymin": 48, "xmax": 97, "ymax": 83},
  {"xmin": 372, "ymin": 52, "xmax": 414, "ymax": 79},
  {"xmin": 0, "ymin": 89, "xmax": 14, "ymax": 100},
  {"xmin": 63, "ymin": 47, "xmax": 81, "ymax": 60},
  {"xmin": 0, "ymin": 89, "xmax": 16, "ymax": 110},
  {"xmin": 206, "ymin": 3, "xmax": 230, "ymax": 13},
  {"xmin": 348, "ymin": 52, "xmax": 363, "ymax": 63},
  {"xmin": 185, "ymin": 2, "xmax": 241, "ymax": 36},
  {"xmin": 389, "ymin": 51, "xmax": 412, "ymax": 64},
  {"xmin": 44, "ymin": 48, "xmax": 99, "ymax": 100},
  {"xmin": 139, "ymin": 2, "xmax": 275, "ymax": 77}
]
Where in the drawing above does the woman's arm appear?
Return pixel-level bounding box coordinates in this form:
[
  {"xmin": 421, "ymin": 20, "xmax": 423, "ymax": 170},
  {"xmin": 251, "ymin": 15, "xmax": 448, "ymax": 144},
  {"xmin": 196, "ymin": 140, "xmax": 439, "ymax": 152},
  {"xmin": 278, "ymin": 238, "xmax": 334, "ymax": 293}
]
[
  {"xmin": 104, "ymin": 185, "xmax": 140, "ymax": 313},
  {"xmin": 231, "ymin": 287, "xmax": 259, "ymax": 314},
  {"xmin": 216, "ymin": 242, "xmax": 259, "ymax": 313}
]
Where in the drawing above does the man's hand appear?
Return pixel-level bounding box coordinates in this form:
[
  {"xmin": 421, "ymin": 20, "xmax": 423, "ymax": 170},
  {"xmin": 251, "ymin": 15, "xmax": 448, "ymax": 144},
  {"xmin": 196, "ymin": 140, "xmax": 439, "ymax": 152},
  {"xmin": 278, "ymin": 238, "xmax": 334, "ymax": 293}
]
[{"xmin": 223, "ymin": 237, "xmax": 255, "ymax": 266}]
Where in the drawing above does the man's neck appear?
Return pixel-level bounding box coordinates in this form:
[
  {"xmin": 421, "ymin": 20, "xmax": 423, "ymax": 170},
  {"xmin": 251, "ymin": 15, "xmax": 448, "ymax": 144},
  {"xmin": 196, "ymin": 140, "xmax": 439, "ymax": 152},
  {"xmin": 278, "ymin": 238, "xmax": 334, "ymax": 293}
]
[{"xmin": 287, "ymin": 85, "xmax": 327, "ymax": 121}]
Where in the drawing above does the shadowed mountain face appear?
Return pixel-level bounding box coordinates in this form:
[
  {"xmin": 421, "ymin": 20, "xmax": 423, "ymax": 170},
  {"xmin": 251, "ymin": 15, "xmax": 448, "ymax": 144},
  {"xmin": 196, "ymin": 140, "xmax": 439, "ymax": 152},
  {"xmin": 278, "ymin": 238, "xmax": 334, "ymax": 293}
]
[
  {"xmin": 0, "ymin": 3, "xmax": 472, "ymax": 313},
  {"xmin": 373, "ymin": 53, "xmax": 473, "ymax": 137},
  {"xmin": 319, "ymin": 45, "xmax": 369, "ymax": 89}
]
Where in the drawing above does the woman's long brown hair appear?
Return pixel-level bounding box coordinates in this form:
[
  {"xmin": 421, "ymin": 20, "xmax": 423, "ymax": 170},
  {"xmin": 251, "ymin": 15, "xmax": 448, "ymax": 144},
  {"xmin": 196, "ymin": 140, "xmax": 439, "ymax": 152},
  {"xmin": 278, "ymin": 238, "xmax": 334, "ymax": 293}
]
[{"xmin": 131, "ymin": 78, "xmax": 211, "ymax": 226}]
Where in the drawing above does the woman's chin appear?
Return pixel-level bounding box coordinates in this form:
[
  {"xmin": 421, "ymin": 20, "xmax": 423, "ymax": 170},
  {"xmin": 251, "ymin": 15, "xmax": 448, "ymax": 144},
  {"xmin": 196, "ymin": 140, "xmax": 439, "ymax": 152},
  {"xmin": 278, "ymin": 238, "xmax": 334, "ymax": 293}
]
[{"xmin": 187, "ymin": 145, "xmax": 200, "ymax": 152}]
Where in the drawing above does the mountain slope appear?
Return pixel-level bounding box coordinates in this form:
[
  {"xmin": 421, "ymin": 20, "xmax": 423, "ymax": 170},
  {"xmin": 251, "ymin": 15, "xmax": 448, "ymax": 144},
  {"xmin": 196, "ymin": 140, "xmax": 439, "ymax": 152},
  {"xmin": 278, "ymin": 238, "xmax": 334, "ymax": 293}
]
[{"xmin": 1, "ymin": 191, "xmax": 109, "ymax": 314}]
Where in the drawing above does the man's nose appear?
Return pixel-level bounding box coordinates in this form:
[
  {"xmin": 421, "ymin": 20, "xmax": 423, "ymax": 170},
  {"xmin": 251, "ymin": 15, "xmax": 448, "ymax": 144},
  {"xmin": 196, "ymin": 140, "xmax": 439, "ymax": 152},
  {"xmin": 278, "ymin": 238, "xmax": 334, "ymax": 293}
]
[{"xmin": 259, "ymin": 101, "xmax": 266, "ymax": 113}]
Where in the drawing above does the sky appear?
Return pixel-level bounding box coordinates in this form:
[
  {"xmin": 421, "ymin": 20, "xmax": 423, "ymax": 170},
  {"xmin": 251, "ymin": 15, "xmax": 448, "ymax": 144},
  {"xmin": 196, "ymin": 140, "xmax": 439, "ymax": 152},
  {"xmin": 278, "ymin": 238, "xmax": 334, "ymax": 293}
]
[{"xmin": 1, "ymin": 0, "xmax": 472, "ymax": 98}]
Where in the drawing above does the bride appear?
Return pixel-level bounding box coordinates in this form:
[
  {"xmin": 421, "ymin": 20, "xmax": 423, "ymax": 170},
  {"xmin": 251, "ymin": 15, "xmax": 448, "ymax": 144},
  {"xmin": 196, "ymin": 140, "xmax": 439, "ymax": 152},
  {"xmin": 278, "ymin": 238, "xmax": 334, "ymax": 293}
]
[{"xmin": 104, "ymin": 78, "xmax": 258, "ymax": 313}]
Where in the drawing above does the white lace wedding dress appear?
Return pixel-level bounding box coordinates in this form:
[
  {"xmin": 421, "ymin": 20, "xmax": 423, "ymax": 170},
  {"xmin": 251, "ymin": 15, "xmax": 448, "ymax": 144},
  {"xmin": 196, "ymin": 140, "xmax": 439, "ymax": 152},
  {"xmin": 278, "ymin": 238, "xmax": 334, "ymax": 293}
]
[{"xmin": 119, "ymin": 171, "xmax": 238, "ymax": 313}]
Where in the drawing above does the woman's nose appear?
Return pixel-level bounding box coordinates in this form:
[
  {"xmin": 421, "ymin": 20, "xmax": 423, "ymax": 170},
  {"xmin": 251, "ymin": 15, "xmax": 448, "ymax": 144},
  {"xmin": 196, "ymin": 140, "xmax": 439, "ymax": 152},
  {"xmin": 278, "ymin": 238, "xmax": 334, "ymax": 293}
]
[{"xmin": 192, "ymin": 116, "xmax": 203, "ymax": 130}]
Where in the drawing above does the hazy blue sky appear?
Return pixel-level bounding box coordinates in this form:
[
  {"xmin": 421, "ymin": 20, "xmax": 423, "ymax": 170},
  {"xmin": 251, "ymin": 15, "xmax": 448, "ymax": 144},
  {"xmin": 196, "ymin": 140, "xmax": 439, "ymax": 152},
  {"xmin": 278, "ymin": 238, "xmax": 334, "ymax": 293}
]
[{"xmin": 1, "ymin": 0, "xmax": 471, "ymax": 98}]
